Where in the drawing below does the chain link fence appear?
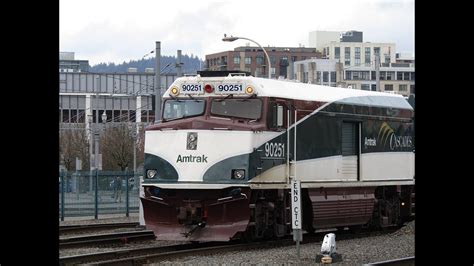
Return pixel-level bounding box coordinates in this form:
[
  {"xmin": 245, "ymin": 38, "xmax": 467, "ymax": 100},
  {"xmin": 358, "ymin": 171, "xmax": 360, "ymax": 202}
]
[{"xmin": 59, "ymin": 170, "xmax": 141, "ymax": 220}]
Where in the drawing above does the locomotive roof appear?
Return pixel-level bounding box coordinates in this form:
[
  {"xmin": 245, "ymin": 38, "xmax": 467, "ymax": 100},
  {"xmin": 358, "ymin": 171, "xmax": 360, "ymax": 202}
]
[{"xmin": 164, "ymin": 75, "xmax": 413, "ymax": 110}]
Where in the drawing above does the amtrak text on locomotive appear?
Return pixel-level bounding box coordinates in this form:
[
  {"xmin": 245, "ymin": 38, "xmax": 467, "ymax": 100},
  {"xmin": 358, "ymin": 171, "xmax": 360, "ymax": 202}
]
[{"xmin": 176, "ymin": 154, "xmax": 208, "ymax": 163}]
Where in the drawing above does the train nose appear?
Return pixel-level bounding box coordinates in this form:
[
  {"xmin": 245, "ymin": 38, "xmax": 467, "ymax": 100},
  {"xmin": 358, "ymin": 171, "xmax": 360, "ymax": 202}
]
[{"xmin": 177, "ymin": 202, "xmax": 204, "ymax": 226}]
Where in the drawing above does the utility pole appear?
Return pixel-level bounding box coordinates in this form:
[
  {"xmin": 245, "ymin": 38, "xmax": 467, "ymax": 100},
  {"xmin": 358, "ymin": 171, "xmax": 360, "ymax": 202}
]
[
  {"xmin": 129, "ymin": 123, "xmax": 137, "ymax": 175},
  {"xmin": 88, "ymin": 114, "xmax": 93, "ymax": 193},
  {"xmin": 133, "ymin": 135, "xmax": 137, "ymax": 174},
  {"xmin": 375, "ymin": 53, "xmax": 380, "ymax": 92},
  {"xmin": 94, "ymin": 94, "xmax": 100, "ymax": 179},
  {"xmin": 176, "ymin": 50, "xmax": 182, "ymax": 77},
  {"xmin": 155, "ymin": 41, "xmax": 161, "ymax": 124}
]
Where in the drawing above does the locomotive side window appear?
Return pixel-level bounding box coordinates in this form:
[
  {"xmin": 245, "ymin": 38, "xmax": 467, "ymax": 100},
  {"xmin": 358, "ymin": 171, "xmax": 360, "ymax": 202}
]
[
  {"xmin": 267, "ymin": 100, "xmax": 290, "ymax": 130},
  {"xmin": 210, "ymin": 99, "xmax": 262, "ymax": 120},
  {"xmin": 163, "ymin": 99, "xmax": 205, "ymax": 121}
]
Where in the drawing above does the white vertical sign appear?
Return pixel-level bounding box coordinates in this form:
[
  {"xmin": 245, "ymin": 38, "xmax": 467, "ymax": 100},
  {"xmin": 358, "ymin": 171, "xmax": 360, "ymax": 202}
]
[{"xmin": 291, "ymin": 180, "xmax": 302, "ymax": 229}]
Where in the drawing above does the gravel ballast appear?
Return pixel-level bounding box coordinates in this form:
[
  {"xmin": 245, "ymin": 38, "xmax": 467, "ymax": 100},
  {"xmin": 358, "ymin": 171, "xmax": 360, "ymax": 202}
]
[
  {"xmin": 151, "ymin": 221, "xmax": 415, "ymax": 265},
  {"xmin": 59, "ymin": 215, "xmax": 414, "ymax": 265}
]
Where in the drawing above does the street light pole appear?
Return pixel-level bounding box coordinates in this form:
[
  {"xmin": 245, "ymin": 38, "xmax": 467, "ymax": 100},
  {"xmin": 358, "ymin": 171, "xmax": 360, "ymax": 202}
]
[
  {"xmin": 155, "ymin": 41, "xmax": 161, "ymax": 124},
  {"xmin": 375, "ymin": 53, "xmax": 380, "ymax": 92},
  {"xmin": 222, "ymin": 35, "xmax": 272, "ymax": 79}
]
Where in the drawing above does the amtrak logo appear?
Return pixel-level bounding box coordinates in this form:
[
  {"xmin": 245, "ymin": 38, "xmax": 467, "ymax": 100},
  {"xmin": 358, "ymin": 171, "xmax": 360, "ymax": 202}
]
[
  {"xmin": 187, "ymin": 132, "xmax": 198, "ymax": 150},
  {"xmin": 377, "ymin": 122, "xmax": 413, "ymax": 150}
]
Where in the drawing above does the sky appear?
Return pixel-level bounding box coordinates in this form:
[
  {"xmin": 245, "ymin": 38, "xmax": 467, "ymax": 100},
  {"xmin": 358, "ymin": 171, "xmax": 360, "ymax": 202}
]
[{"xmin": 60, "ymin": 0, "xmax": 414, "ymax": 66}]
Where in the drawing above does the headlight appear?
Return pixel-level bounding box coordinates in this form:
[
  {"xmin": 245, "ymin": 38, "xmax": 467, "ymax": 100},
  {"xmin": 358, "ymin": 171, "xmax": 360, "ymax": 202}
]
[
  {"xmin": 232, "ymin": 169, "xmax": 245, "ymax": 180},
  {"xmin": 147, "ymin": 169, "xmax": 157, "ymax": 179}
]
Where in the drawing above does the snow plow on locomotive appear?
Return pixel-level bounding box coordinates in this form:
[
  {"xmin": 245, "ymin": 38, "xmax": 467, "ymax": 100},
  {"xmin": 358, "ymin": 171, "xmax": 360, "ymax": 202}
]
[{"xmin": 140, "ymin": 71, "xmax": 415, "ymax": 242}]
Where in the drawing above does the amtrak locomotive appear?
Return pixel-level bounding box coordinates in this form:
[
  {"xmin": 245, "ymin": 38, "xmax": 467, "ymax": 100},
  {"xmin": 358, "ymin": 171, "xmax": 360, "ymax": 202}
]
[{"xmin": 140, "ymin": 71, "xmax": 415, "ymax": 241}]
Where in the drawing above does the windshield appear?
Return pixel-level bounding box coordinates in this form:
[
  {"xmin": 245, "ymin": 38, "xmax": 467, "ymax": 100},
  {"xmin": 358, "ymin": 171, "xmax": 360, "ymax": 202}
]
[
  {"xmin": 211, "ymin": 99, "xmax": 262, "ymax": 120},
  {"xmin": 163, "ymin": 99, "xmax": 205, "ymax": 120}
]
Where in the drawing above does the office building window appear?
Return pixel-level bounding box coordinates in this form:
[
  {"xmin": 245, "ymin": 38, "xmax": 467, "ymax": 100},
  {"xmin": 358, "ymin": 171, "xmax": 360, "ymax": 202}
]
[
  {"xmin": 410, "ymin": 72, "xmax": 415, "ymax": 81},
  {"xmin": 352, "ymin": 71, "xmax": 360, "ymax": 80},
  {"xmin": 335, "ymin": 47, "xmax": 340, "ymax": 60},
  {"xmin": 384, "ymin": 54, "xmax": 390, "ymax": 64},
  {"xmin": 345, "ymin": 71, "xmax": 352, "ymax": 80},
  {"xmin": 371, "ymin": 84, "xmax": 377, "ymax": 91},
  {"xmin": 385, "ymin": 84, "xmax": 393, "ymax": 91},
  {"xmin": 70, "ymin": 110, "xmax": 77, "ymax": 123},
  {"xmin": 361, "ymin": 71, "xmax": 369, "ymax": 80},
  {"xmin": 386, "ymin": 71, "xmax": 394, "ymax": 81},
  {"xmin": 397, "ymin": 72, "xmax": 403, "ymax": 80},
  {"xmin": 371, "ymin": 71, "xmax": 376, "ymax": 80},
  {"xmin": 365, "ymin": 47, "xmax": 371, "ymax": 66},
  {"xmin": 233, "ymin": 56, "xmax": 240, "ymax": 64},
  {"xmin": 344, "ymin": 47, "xmax": 351, "ymax": 66},
  {"xmin": 270, "ymin": 56, "xmax": 276, "ymax": 65},
  {"xmin": 323, "ymin": 72, "xmax": 329, "ymax": 82},
  {"xmin": 77, "ymin": 110, "xmax": 85, "ymax": 123},
  {"xmin": 361, "ymin": 84, "xmax": 370, "ymax": 90},
  {"xmin": 331, "ymin": 72, "xmax": 336, "ymax": 82},
  {"xmin": 403, "ymin": 72, "xmax": 410, "ymax": 80},
  {"xmin": 374, "ymin": 47, "xmax": 380, "ymax": 56},
  {"xmin": 399, "ymin": 84, "xmax": 408, "ymax": 92},
  {"xmin": 244, "ymin": 56, "xmax": 252, "ymax": 65},
  {"xmin": 355, "ymin": 47, "xmax": 360, "ymax": 66},
  {"xmin": 410, "ymin": 85, "xmax": 415, "ymax": 94}
]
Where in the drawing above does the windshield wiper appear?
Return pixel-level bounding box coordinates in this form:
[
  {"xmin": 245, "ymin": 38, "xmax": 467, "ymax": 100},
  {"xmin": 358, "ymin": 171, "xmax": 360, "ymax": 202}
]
[
  {"xmin": 187, "ymin": 94, "xmax": 201, "ymax": 102},
  {"xmin": 169, "ymin": 94, "xmax": 182, "ymax": 101},
  {"xmin": 215, "ymin": 94, "xmax": 233, "ymax": 102}
]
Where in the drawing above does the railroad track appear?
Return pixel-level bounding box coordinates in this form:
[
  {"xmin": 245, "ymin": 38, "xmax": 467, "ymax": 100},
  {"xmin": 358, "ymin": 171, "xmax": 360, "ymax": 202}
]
[
  {"xmin": 59, "ymin": 240, "xmax": 288, "ymax": 265},
  {"xmin": 364, "ymin": 256, "xmax": 415, "ymax": 265},
  {"xmin": 59, "ymin": 227, "xmax": 401, "ymax": 265},
  {"xmin": 59, "ymin": 222, "xmax": 140, "ymax": 234},
  {"xmin": 59, "ymin": 230, "xmax": 156, "ymax": 248}
]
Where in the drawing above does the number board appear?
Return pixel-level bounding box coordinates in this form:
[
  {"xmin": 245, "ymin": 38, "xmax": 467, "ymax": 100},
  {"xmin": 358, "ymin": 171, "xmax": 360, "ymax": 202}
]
[
  {"xmin": 181, "ymin": 84, "xmax": 203, "ymax": 94},
  {"xmin": 215, "ymin": 83, "xmax": 244, "ymax": 94}
]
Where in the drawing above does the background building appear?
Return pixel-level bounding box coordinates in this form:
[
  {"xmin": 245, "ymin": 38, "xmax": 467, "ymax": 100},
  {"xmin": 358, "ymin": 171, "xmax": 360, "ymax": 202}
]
[
  {"xmin": 205, "ymin": 46, "xmax": 321, "ymax": 79},
  {"xmin": 340, "ymin": 30, "xmax": 363, "ymax": 42},
  {"xmin": 293, "ymin": 30, "xmax": 414, "ymax": 97},
  {"xmin": 59, "ymin": 69, "xmax": 178, "ymax": 126},
  {"xmin": 343, "ymin": 64, "xmax": 415, "ymax": 96},
  {"xmin": 60, "ymin": 52, "xmax": 90, "ymax": 73},
  {"xmin": 294, "ymin": 59, "xmax": 342, "ymax": 86},
  {"xmin": 308, "ymin": 30, "xmax": 342, "ymax": 53}
]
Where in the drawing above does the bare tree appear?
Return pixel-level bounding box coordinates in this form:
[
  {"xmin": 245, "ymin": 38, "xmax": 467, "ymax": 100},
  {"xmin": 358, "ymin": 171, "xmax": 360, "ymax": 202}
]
[
  {"xmin": 101, "ymin": 124, "xmax": 134, "ymax": 171},
  {"xmin": 59, "ymin": 124, "xmax": 90, "ymax": 171},
  {"xmin": 135, "ymin": 124, "xmax": 145, "ymax": 170}
]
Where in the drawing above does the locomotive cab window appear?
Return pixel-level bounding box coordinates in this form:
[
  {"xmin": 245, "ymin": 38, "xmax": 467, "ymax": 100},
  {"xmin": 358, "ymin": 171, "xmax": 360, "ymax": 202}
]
[
  {"xmin": 163, "ymin": 99, "xmax": 205, "ymax": 121},
  {"xmin": 267, "ymin": 101, "xmax": 290, "ymax": 130},
  {"xmin": 210, "ymin": 98, "xmax": 262, "ymax": 120}
]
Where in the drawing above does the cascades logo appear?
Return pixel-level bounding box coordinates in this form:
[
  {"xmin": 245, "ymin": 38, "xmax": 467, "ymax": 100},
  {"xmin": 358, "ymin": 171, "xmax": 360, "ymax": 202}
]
[{"xmin": 377, "ymin": 122, "xmax": 413, "ymax": 150}]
